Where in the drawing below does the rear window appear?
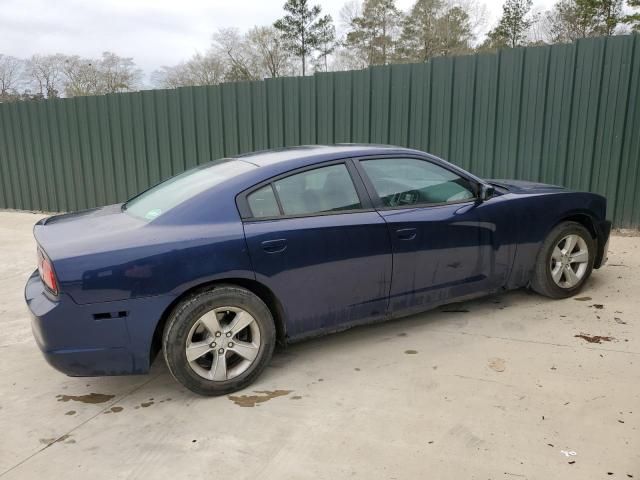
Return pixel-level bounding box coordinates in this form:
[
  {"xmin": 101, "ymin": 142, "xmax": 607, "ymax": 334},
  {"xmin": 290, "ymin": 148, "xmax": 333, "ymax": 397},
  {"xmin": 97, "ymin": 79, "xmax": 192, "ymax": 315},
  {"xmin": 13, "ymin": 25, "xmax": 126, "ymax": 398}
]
[{"xmin": 124, "ymin": 159, "xmax": 254, "ymax": 221}]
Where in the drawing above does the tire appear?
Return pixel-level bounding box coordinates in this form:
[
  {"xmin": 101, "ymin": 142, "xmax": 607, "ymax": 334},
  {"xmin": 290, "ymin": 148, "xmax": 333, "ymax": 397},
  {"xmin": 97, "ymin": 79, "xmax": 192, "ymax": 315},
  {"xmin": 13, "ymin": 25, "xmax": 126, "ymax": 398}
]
[
  {"xmin": 162, "ymin": 285, "xmax": 276, "ymax": 396},
  {"xmin": 531, "ymin": 221, "xmax": 596, "ymax": 299}
]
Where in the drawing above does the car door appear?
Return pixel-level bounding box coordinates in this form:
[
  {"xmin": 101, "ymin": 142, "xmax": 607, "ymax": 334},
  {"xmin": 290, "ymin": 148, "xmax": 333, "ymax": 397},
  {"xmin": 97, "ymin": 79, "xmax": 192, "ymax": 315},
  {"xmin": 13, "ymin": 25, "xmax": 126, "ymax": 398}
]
[
  {"xmin": 355, "ymin": 156, "xmax": 516, "ymax": 316},
  {"xmin": 239, "ymin": 160, "xmax": 393, "ymax": 339}
]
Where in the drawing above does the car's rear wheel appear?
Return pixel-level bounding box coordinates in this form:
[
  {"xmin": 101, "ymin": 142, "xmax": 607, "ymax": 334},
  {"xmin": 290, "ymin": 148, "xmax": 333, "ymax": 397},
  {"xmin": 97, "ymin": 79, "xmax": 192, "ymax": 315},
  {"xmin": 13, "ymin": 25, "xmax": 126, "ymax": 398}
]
[
  {"xmin": 163, "ymin": 285, "xmax": 276, "ymax": 396},
  {"xmin": 531, "ymin": 221, "xmax": 595, "ymax": 299}
]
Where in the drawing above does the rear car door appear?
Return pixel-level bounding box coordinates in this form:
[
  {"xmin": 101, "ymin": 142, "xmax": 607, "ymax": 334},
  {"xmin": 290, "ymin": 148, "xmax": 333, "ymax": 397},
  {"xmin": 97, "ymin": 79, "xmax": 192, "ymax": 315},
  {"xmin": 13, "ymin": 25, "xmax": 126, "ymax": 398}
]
[
  {"xmin": 238, "ymin": 160, "xmax": 392, "ymax": 339},
  {"xmin": 355, "ymin": 156, "xmax": 515, "ymax": 316}
]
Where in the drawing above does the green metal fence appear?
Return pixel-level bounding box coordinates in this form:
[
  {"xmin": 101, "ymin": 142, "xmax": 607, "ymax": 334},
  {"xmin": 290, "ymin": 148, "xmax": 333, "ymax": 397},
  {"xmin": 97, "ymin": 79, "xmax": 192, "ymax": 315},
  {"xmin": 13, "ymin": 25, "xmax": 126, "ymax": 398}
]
[{"xmin": 1, "ymin": 35, "xmax": 639, "ymax": 226}]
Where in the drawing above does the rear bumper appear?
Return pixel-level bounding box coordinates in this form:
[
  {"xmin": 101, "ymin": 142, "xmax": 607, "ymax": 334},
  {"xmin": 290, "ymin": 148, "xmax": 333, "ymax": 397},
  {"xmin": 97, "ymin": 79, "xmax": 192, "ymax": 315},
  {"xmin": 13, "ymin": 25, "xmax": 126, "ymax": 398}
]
[
  {"xmin": 594, "ymin": 220, "xmax": 611, "ymax": 269},
  {"xmin": 25, "ymin": 271, "xmax": 174, "ymax": 376}
]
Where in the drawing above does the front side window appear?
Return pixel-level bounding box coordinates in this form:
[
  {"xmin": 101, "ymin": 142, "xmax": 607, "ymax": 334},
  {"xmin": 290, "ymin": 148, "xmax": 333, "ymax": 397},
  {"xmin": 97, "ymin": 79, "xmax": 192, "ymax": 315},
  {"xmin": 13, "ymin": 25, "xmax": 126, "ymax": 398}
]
[
  {"xmin": 271, "ymin": 164, "xmax": 361, "ymax": 216},
  {"xmin": 360, "ymin": 158, "xmax": 475, "ymax": 207}
]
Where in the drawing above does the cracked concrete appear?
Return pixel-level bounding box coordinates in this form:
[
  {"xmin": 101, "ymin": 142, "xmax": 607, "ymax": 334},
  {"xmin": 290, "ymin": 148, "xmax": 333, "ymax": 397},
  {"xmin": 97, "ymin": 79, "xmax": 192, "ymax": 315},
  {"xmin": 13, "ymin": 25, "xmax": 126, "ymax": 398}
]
[{"xmin": 0, "ymin": 210, "xmax": 638, "ymax": 479}]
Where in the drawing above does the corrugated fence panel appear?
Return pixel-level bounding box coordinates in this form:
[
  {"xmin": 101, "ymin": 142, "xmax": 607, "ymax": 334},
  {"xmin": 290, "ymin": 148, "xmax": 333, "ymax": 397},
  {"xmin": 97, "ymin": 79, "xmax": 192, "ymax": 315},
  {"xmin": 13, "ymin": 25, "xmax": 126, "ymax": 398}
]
[{"xmin": 0, "ymin": 35, "xmax": 639, "ymax": 226}]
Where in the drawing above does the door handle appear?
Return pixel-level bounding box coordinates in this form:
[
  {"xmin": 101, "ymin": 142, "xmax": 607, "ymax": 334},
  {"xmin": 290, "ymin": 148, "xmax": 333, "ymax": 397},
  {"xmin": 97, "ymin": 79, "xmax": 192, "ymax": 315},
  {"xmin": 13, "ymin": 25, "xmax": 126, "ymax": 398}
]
[
  {"xmin": 395, "ymin": 228, "xmax": 417, "ymax": 240},
  {"xmin": 261, "ymin": 239, "xmax": 287, "ymax": 253}
]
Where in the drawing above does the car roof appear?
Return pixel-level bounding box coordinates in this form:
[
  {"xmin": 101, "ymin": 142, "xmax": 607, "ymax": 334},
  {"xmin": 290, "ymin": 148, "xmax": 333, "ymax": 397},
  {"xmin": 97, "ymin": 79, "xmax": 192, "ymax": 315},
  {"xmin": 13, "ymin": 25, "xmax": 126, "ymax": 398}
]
[{"xmin": 233, "ymin": 144, "xmax": 424, "ymax": 168}]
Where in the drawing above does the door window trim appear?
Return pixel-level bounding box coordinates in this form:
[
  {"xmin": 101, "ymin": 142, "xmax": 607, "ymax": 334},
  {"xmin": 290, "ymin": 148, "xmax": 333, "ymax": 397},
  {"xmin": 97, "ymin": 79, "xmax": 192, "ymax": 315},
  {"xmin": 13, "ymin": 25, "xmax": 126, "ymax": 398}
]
[
  {"xmin": 236, "ymin": 159, "xmax": 374, "ymax": 222},
  {"xmin": 351, "ymin": 154, "xmax": 481, "ymax": 211}
]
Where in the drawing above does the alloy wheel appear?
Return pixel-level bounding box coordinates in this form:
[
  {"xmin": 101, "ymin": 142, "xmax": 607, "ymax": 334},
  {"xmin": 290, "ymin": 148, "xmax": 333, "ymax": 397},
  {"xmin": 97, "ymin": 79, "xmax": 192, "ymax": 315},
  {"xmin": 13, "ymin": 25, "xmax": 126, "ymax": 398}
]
[
  {"xmin": 185, "ymin": 306, "xmax": 261, "ymax": 381},
  {"xmin": 550, "ymin": 234, "xmax": 589, "ymax": 289}
]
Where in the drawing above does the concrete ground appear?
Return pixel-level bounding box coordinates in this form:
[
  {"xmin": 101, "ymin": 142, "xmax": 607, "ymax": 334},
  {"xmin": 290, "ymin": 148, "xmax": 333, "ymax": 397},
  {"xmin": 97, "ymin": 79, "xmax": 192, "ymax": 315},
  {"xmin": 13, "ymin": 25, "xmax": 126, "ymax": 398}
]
[{"xmin": 0, "ymin": 210, "xmax": 638, "ymax": 480}]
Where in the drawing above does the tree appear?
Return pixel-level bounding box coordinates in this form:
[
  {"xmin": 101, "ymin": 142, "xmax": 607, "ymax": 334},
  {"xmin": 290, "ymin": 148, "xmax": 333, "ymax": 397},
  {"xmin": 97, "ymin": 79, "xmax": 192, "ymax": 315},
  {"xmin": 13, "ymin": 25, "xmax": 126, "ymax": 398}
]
[
  {"xmin": 315, "ymin": 20, "xmax": 337, "ymax": 71},
  {"xmin": 213, "ymin": 28, "xmax": 262, "ymax": 81},
  {"xmin": 98, "ymin": 52, "xmax": 143, "ymax": 93},
  {"xmin": 625, "ymin": 0, "xmax": 640, "ymax": 32},
  {"xmin": 152, "ymin": 52, "xmax": 226, "ymax": 88},
  {"xmin": 485, "ymin": 0, "xmax": 537, "ymax": 48},
  {"xmin": 396, "ymin": 0, "xmax": 443, "ymax": 62},
  {"xmin": 436, "ymin": 6, "xmax": 474, "ymax": 56},
  {"xmin": 543, "ymin": 0, "xmax": 624, "ymax": 43},
  {"xmin": 62, "ymin": 56, "xmax": 101, "ymax": 97},
  {"xmin": 246, "ymin": 26, "xmax": 294, "ymax": 78},
  {"xmin": 0, "ymin": 54, "xmax": 23, "ymax": 99},
  {"xmin": 274, "ymin": 0, "xmax": 334, "ymax": 75},
  {"xmin": 395, "ymin": 0, "xmax": 473, "ymax": 62},
  {"xmin": 25, "ymin": 54, "xmax": 66, "ymax": 98},
  {"xmin": 345, "ymin": 0, "xmax": 403, "ymax": 66}
]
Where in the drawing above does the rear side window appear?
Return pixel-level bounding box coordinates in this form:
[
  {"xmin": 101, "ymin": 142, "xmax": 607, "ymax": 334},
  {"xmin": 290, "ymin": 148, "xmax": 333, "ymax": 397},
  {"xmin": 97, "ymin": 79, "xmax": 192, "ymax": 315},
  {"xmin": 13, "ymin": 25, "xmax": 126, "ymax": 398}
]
[
  {"xmin": 124, "ymin": 159, "xmax": 254, "ymax": 221},
  {"xmin": 247, "ymin": 185, "xmax": 280, "ymax": 218},
  {"xmin": 246, "ymin": 163, "xmax": 362, "ymax": 218},
  {"xmin": 273, "ymin": 164, "xmax": 361, "ymax": 216},
  {"xmin": 361, "ymin": 157, "xmax": 475, "ymax": 207}
]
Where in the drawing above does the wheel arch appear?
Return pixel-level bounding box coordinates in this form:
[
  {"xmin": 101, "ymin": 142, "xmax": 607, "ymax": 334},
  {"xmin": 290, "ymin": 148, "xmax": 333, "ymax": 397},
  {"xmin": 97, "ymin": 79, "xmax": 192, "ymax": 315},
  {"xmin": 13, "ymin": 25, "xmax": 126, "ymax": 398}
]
[
  {"xmin": 149, "ymin": 278, "xmax": 288, "ymax": 363},
  {"xmin": 555, "ymin": 212, "xmax": 598, "ymax": 240}
]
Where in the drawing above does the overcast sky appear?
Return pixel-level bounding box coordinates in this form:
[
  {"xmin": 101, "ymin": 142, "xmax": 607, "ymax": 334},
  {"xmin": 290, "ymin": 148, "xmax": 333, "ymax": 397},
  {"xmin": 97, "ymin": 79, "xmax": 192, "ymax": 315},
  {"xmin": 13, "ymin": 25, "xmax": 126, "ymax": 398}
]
[{"xmin": 1, "ymin": 0, "xmax": 556, "ymax": 80}]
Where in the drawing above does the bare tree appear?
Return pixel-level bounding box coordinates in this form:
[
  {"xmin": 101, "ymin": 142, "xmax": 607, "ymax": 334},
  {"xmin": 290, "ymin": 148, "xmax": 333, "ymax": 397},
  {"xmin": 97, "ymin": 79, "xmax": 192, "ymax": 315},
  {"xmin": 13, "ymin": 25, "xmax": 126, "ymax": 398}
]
[
  {"xmin": 152, "ymin": 52, "xmax": 227, "ymax": 88},
  {"xmin": 213, "ymin": 28, "xmax": 262, "ymax": 81},
  {"xmin": 0, "ymin": 54, "xmax": 24, "ymax": 99},
  {"xmin": 98, "ymin": 51, "xmax": 143, "ymax": 93},
  {"xmin": 246, "ymin": 26, "xmax": 294, "ymax": 78},
  {"xmin": 25, "ymin": 54, "xmax": 66, "ymax": 98},
  {"xmin": 62, "ymin": 55, "xmax": 101, "ymax": 97}
]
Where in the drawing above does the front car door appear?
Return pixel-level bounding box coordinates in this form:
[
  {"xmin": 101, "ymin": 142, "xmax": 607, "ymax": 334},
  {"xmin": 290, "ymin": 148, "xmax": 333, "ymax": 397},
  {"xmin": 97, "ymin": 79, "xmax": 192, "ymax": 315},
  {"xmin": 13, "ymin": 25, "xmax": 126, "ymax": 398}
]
[
  {"xmin": 354, "ymin": 155, "xmax": 517, "ymax": 316},
  {"xmin": 239, "ymin": 160, "xmax": 393, "ymax": 340}
]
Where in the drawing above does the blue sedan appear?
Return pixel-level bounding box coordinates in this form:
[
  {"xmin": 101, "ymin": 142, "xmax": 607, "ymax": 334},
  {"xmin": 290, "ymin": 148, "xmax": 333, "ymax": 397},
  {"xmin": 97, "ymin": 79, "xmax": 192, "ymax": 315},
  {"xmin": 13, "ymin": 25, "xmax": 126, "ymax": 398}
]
[{"xmin": 25, "ymin": 145, "xmax": 611, "ymax": 395}]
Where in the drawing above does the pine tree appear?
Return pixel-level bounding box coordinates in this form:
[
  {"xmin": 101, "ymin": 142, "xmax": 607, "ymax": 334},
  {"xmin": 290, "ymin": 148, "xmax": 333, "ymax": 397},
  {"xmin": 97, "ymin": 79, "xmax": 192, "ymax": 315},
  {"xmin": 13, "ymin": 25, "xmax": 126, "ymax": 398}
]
[{"xmin": 274, "ymin": 0, "xmax": 334, "ymax": 75}]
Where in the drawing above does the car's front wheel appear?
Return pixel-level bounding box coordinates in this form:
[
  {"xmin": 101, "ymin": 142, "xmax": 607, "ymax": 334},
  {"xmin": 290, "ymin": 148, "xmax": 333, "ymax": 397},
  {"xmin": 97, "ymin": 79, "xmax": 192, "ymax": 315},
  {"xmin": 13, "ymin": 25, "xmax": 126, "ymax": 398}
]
[
  {"xmin": 163, "ymin": 285, "xmax": 276, "ymax": 396},
  {"xmin": 531, "ymin": 221, "xmax": 595, "ymax": 299}
]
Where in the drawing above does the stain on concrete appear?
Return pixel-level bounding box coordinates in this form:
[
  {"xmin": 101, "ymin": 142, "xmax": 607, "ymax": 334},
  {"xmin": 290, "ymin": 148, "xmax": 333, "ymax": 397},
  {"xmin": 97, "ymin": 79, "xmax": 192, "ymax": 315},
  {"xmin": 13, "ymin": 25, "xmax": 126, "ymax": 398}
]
[
  {"xmin": 228, "ymin": 390, "xmax": 292, "ymax": 407},
  {"xmin": 488, "ymin": 358, "xmax": 506, "ymax": 372},
  {"xmin": 397, "ymin": 332, "xmax": 407, "ymax": 337},
  {"xmin": 574, "ymin": 296, "xmax": 592, "ymax": 301},
  {"xmin": 39, "ymin": 434, "xmax": 74, "ymax": 446},
  {"xmin": 441, "ymin": 308, "xmax": 470, "ymax": 313},
  {"xmin": 354, "ymin": 367, "xmax": 361, "ymax": 371},
  {"xmin": 110, "ymin": 406, "xmax": 123, "ymax": 413},
  {"xmin": 290, "ymin": 395, "xmax": 303, "ymax": 400},
  {"xmin": 56, "ymin": 393, "xmax": 115, "ymax": 404},
  {"xmin": 575, "ymin": 333, "xmax": 615, "ymax": 344},
  {"xmin": 404, "ymin": 350, "xmax": 418, "ymax": 355},
  {"xmin": 591, "ymin": 304, "xmax": 605, "ymax": 309},
  {"xmin": 615, "ymin": 317, "xmax": 627, "ymax": 325},
  {"xmin": 64, "ymin": 410, "xmax": 76, "ymax": 416},
  {"xmin": 140, "ymin": 401, "xmax": 154, "ymax": 408}
]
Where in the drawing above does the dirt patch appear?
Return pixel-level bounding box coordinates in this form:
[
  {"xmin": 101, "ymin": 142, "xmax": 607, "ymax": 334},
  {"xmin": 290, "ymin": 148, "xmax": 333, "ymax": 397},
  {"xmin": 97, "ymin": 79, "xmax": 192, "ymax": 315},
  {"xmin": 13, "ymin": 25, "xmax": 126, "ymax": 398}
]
[
  {"xmin": 56, "ymin": 393, "xmax": 115, "ymax": 404},
  {"xmin": 228, "ymin": 390, "xmax": 292, "ymax": 407},
  {"xmin": 574, "ymin": 296, "xmax": 592, "ymax": 301},
  {"xmin": 575, "ymin": 333, "xmax": 615, "ymax": 344},
  {"xmin": 64, "ymin": 410, "xmax": 76, "ymax": 416},
  {"xmin": 140, "ymin": 401, "xmax": 154, "ymax": 408},
  {"xmin": 591, "ymin": 304, "xmax": 604, "ymax": 309},
  {"xmin": 488, "ymin": 358, "xmax": 506, "ymax": 372},
  {"xmin": 110, "ymin": 406, "xmax": 123, "ymax": 413},
  {"xmin": 404, "ymin": 350, "xmax": 418, "ymax": 355}
]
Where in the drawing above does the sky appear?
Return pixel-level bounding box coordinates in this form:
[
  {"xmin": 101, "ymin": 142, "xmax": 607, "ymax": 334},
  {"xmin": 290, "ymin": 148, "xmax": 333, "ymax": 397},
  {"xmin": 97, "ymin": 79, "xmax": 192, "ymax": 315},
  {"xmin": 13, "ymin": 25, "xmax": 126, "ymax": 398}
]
[{"xmin": 0, "ymin": 0, "xmax": 556, "ymax": 79}]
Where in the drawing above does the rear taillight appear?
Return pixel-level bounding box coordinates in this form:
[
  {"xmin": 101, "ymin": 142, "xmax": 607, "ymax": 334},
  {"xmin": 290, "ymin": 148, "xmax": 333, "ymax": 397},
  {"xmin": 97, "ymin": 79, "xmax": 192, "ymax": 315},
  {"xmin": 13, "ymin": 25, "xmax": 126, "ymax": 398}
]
[{"xmin": 37, "ymin": 248, "xmax": 58, "ymax": 295}]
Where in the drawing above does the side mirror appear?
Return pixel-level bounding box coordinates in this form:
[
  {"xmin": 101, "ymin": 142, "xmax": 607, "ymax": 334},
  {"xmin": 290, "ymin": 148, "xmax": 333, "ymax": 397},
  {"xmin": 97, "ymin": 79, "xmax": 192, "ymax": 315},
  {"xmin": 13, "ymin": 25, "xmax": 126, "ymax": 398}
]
[{"xmin": 479, "ymin": 184, "xmax": 495, "ymax": 202}]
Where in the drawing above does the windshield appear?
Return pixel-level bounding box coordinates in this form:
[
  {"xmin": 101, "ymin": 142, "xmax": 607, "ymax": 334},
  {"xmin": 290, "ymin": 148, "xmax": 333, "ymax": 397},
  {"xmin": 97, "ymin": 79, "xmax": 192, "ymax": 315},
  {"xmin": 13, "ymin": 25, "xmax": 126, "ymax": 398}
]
[{"xmin": 124, "ymin": 159, "xmax": 255, "ymax": 221}]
